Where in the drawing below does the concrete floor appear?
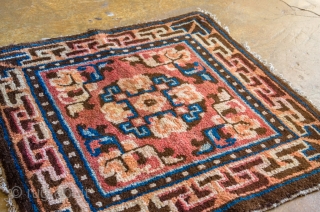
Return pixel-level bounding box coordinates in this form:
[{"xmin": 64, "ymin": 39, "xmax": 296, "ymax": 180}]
[{"xmin": 0, "ymin": 0, "xmax": 320, "ymax": 211}]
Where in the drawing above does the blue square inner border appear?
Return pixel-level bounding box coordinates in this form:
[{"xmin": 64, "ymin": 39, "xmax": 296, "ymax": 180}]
[{"xmin": 19, "ymin": 36, "xmax": 297, "ymax": 210}]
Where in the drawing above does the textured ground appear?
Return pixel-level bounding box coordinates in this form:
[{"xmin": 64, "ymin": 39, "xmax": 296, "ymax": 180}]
[{"xmin": 0, "ymin": 0, "xmax": 319, "ymax": 211}]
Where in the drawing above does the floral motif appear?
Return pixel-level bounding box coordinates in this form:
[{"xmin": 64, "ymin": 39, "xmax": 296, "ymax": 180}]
[
  {"xmin": 117, "ymin": 74, "xmax": 153, "ymax": 95},
  {"xmin": 134, "ymin": 93, "xmax": 167, "ymax": 113},
  {"xmin": 150, "ymin": 113, "xmax": 188, "ymax": 138},
  {"xmin": 46, "ymin": 68, "xmax": 95, "ymax": 118},
  {"xmin": 169, "ymin": 84, "xmax": 203, "ymax": 105},
  {"xmin": 100, "ymin": 102, "xmax": 132, "ymax": 124}
]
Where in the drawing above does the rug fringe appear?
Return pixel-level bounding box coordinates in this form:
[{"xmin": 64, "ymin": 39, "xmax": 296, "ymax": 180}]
[
  {"xmin": 197, "ymin": 8, "xmax": 230, "ymax": 34},
  {"xmin": 197, "ymin": 8, "xmax": 319, "ymax": 112},
  {"xmin": 0, "ymin": 166, "xmax": 18, "ymax": 212},
  {"xmin": 241, "ymin": 42, "xmax": 319, "ymax": 111}
]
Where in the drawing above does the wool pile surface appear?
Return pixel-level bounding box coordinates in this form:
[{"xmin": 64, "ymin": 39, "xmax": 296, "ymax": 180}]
[{"xmin": 0, "ymin": 12, "xmax": 320, "ymax": 212}]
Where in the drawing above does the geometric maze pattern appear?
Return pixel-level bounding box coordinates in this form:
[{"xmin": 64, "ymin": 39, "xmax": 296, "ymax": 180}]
[{"xmin": 0, "ymin": 12, "xmax": 320, "ymax": 212}]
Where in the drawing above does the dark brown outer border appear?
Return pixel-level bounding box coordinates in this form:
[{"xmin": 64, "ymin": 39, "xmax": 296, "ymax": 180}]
[
  {"xmin": 0, "ymin": 112, "xmax": 35, "ymax": 212},
  {"xmin": 0, "ymin": 11, "xmax": 319, "ymax": 212}
]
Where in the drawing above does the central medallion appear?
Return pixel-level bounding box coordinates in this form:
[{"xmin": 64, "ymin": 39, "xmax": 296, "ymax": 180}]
[{"xmin": 99, "ymin": 73, "xmax": 206, "ymax": 138}]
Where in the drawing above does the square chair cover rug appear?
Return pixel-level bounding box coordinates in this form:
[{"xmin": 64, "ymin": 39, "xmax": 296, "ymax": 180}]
[{"xmin": 0, "ymin": 11, "xmax": 320, "ymax": 212}]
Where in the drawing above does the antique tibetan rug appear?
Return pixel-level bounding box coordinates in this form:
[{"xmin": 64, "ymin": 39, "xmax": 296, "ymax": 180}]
[{"xmin": 0, "ymin": 11, "xmax": 320, "ymax": 212}]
